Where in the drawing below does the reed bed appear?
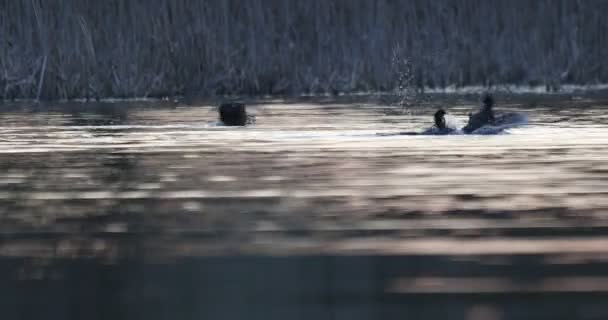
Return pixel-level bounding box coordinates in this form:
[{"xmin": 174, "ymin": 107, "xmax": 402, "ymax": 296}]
[{"xmin": 1, "ymin": 0, "xmax": 607, "ymax": 100}]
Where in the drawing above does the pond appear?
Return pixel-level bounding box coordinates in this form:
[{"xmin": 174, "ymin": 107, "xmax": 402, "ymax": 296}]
[{"xmin": 1, "ymin": 94, "xmax": 608, "ymax": 319}]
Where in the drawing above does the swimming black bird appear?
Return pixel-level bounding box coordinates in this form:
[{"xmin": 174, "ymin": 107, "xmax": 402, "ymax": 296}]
[
  {"xmin": 463, "ymin": 94, "xmax": 495, "ymax": 133},
  {"xmin": 218, "ymin": 102, "xmax": 255, "ymax": 126},
  {"xmin": 426, "ymin": 108, "xmax": 458, "ymax": 134},
  {"xmin": 462, "ymin": 94, "xmax": 529, "ymax": 134},
  {"xmin": 434, "ymin": 109, "xmax": 447, "ymax": 130},
  {"xmin": 381, "ymin": 108, "xmax": 456, "ymax": 136}
]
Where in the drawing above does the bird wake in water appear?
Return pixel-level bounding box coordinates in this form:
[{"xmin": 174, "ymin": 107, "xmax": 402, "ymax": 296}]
[{"xmin": 385, "ymin": 94, "xmax": 528, "ymax": 136}]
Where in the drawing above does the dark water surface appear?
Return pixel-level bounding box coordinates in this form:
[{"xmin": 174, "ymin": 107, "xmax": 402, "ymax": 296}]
[{"xmin": 2, "ymin": 95, "xmax": 608, "ymax": 319}]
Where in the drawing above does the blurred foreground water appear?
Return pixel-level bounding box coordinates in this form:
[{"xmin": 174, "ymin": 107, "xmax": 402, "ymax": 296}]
[{"xmin": 1, "ymin": 94, "xmax": 608, "ymax": 319}]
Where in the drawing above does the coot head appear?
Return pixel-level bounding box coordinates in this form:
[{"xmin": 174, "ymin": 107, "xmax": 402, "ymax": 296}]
[
  {"xmin": 434, "ymin": 109, "xmax": 447, "ymax": 129},
  {"xmin": 219, "ymin": 102, "xmax": 247, "ymax": 126}
]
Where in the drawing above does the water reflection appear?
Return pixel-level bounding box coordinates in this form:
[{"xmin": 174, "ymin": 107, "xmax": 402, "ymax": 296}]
[
  {"xmin": 1, "ymin": 95, "xmax": 608, "ymax": 319},
  {"xmin": 2, "ymin": 255, "xmax": 608, "ymax": 319}
]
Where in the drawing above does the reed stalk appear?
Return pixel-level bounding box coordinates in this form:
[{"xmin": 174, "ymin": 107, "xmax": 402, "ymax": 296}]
[{"xmin": 1, "ymin": 0, "xmax": 607, "ymax": 100}]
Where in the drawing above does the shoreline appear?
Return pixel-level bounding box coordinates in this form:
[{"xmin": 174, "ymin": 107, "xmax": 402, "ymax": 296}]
[{"xmin": 2, "ymin": 84, "xmax": 608, "ymax": 105}]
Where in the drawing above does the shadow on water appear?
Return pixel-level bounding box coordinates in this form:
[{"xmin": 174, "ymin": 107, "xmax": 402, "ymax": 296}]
[
  {"xmin": 2, "ymin": 254, "xmax": 608, "ymax": 320},
  {"xmin": 65, "ymin": 103, "xmax": 133, "ymax": 138},
  {"xmin": 2, "ymin": 94, "xmax": 608, "ymax": 319}
]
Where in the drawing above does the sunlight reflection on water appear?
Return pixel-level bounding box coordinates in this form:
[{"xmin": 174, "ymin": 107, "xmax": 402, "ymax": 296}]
[
  {"xmin": 3, "ymin": 96, "xmax": 608, "ymax": 319},
  {"xmin": 0, "ymin": 96, "xmax": 608, "ymax": 254}
]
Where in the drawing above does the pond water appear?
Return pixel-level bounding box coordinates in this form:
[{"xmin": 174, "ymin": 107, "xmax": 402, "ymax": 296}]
[{"xmin": 1, "ymin": 94, "xmax": 608, "ymax": 319}]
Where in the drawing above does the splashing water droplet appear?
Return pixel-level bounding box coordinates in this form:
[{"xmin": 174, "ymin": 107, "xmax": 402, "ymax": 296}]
[{"xmin": 387, "ymin": 49, "xmax": 429, "ymax": 115}]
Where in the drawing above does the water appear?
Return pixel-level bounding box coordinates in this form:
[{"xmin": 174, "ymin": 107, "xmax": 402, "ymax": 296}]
[{"xmin": 2, "ymin": 94, "xmax": 608, "ymax": 319}]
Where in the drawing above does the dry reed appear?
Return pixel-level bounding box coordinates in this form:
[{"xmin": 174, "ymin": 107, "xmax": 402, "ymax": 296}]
[{"xmin": 1, "ymin": 0, "xmax": 607, "ymax": 100}]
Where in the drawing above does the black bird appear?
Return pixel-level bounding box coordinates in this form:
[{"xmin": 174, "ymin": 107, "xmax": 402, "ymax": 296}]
[
  {"xmin": 426, "ymin": 108, "xmax": 458, "ymax": 134},
  {"xmin": 434, "ymin": 109, "xmax": 447, "ymax": 130},
  {"xmin": 384, "ymin": 109, "xmax": 455, "ymax": 136},
  {"xmin": 463, "ymin": 94, "xmax": 495, "ymax": 133},
  {"xmin": 218, "ymin": 102, "xmax": 255, "ymax": 126}
]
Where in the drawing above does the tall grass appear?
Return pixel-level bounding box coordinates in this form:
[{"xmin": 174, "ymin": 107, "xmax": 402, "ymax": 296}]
[{"xmin": 1, "ymin": 0, "xmax": 607, "ymax": 100}]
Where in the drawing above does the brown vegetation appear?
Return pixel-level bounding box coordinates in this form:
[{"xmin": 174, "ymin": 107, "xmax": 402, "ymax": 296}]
[{"xmin": 1, "ymin": 0, "xmax": 607, "ymax": 100}]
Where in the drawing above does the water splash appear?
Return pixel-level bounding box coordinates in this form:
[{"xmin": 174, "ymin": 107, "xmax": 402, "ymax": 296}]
[
  {"xmin": 470, "ymin": 113, "xmax": 529, "ymax": 135},
  {"xmin": 384, "ymin": 49, "xmax": 431, "ymax": 115},
  {"xmin": 444, "ymin": 114, "xmax": 464, "ymax": 130}
]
